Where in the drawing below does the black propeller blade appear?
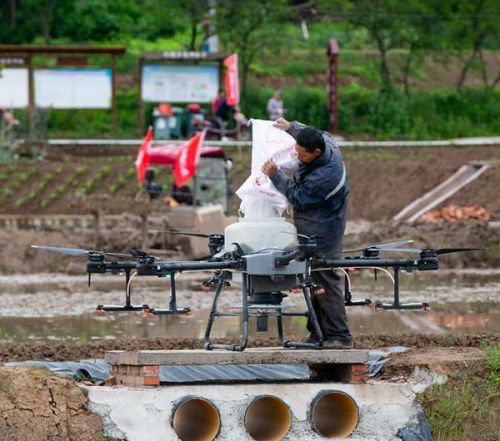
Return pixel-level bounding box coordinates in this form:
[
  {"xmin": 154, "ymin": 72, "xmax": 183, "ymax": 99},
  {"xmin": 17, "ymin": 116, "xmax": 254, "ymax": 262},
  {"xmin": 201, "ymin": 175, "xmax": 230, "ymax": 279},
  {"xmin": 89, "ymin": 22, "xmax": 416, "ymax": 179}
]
[
  {"xmin": 280, "ymin": 231, "xmax": 313, "ymax": 240},
  {"xmin": 377, "ymin": 247, "xmax": 483, "ymax": 255},
  {"xmin": 342, "ymin": 240, "xmax": 414, "ymax": 254},
  {"xmin": 31, "ymin": 245, "xmax": 132, "ymax": 259},
  {"xmin": 162, "ymin": 230, "xmax": 212, "ymax": 239},
  {"xmin": 130, "ymin": 248, "xmax": 152, "ymax": 258}
]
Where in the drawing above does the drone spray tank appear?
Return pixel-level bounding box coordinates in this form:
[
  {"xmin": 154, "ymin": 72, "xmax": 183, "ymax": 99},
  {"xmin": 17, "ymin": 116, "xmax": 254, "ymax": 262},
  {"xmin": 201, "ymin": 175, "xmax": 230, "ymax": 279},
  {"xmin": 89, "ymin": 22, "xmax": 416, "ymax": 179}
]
[
  {"xmin": 224, "ymin": 215, "xmax": 298, "ymax": 254},
  {"xmin": 208, "ymin": 196, "xmax": 310, "ymax": 343}
]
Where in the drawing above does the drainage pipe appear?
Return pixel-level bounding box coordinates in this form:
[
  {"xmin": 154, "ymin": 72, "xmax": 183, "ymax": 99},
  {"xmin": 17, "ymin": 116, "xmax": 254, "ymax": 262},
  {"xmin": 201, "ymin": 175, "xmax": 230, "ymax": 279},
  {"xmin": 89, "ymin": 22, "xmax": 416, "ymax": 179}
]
[
  {"xmin": 310, "ymin": 390, "xmax": 359, "ymax": 438},
  {"xmin": 171, "ymin": 397, "xmax": 221, "ymax": 441},
  {"xmin": 244, "ymin": 395, "xmax": 292, "ymax": 441}
]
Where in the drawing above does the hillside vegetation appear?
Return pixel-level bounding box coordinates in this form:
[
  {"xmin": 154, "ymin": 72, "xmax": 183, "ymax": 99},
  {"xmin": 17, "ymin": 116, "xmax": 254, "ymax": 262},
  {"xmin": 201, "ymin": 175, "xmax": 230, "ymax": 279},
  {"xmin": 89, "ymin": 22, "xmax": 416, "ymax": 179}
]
[{"xmin": 1, "ymin": 0, "xmax": 499, "ymax": 140}]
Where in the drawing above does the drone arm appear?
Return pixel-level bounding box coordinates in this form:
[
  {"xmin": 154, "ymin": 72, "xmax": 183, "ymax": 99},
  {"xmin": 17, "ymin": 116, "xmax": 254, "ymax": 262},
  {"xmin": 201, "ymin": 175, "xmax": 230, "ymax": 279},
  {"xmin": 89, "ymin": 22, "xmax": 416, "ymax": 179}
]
[
  {"xmin": 313, "ymin": 257, "xmax": 438, "ymax": 271},
  {"xmin": 86, "ymin": 261, "xmax": 137, "ymax": 274},
  {"xmin": 138, "ymin": 259, "xmax": 244, "ymax": 276}
]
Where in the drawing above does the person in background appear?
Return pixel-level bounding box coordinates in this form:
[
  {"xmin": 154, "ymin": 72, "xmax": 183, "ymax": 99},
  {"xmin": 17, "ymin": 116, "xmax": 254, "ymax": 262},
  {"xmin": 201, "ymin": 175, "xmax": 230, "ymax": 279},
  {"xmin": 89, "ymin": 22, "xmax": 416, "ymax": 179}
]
[
  {"xmin": 215, "ymin": 94, "xmax": 234, "ymax": 141},
  {"xmin": 267, "ymin": 90, "xmax": 284, "ymax": 121},
  {"xmin": 211, "ymin": 89, "xmax": 224, "ymax": 115},
  {"xmin": 261, "ymin": 117, "xmax": 352, "ymax": 349}
]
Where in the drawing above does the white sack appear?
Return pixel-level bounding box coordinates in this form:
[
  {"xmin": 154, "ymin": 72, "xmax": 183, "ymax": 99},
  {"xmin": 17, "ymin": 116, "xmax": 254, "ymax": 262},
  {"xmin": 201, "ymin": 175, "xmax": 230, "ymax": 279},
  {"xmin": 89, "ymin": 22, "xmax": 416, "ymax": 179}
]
[{"xmin": 236, "ymin": 119, "xmax": 298, "ymax": 218}]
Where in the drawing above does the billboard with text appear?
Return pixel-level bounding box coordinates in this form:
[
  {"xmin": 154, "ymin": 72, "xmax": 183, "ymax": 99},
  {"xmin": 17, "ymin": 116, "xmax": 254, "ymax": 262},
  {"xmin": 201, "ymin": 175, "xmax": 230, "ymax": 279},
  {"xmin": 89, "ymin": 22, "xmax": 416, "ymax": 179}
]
[{"xmin": 142, "ymin": 65, "xmax": 219, "ymax": 103}]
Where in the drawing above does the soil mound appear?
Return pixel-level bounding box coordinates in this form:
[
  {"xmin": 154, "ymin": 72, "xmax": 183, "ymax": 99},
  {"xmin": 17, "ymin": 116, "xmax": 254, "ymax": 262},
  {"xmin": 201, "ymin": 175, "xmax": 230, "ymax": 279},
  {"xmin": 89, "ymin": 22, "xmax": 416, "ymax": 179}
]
[{"xmin": 0, "ymin": 366, "xmax": 104, "ymax": 441}]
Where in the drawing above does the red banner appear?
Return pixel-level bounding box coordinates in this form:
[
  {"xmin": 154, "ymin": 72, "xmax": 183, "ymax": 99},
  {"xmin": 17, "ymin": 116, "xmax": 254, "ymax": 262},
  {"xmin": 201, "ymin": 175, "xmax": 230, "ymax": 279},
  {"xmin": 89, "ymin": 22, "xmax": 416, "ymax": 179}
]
[
  {"xmin": 224, "ymin": 54, "xmax": 239, "ymax": 106},
  {"xmin": 135, "ymin": 126, "xmax": 153, "ymax": 184},
  {"xmin": 174, "ymin": 130, "xmax": 206, "ymax": 187}
]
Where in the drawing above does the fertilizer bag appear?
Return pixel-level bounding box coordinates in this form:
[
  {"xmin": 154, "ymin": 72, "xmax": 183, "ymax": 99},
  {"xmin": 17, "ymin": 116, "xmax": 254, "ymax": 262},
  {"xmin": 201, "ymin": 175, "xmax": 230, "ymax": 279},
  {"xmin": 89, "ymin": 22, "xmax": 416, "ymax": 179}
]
[{"xmin": 236, "ymin": 119, "xmax": 298, "ymax": 218}]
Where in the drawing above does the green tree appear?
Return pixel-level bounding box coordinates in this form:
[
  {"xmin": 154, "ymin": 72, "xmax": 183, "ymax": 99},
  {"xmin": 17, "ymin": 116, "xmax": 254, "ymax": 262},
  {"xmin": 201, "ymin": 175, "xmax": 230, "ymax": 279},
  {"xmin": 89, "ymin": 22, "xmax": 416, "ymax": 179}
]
[
  {"xmin": 324, "ymin": 0, "xmax": 408, "ymax": 91},
  {"xmin": 439, "ymin": 0, "xmax": 500, "ymax": 88},
  {"xmin": 215, "ymin": 0, "xmax": 289, "ymax": 98}
]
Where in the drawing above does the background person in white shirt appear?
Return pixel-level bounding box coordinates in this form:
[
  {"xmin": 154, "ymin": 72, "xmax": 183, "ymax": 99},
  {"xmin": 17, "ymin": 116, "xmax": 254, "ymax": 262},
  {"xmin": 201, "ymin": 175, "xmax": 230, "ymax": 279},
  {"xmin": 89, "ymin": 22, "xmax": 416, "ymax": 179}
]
[{"xmin": 267, "ymin": 90, "xmax": 284, "ymax": 121}]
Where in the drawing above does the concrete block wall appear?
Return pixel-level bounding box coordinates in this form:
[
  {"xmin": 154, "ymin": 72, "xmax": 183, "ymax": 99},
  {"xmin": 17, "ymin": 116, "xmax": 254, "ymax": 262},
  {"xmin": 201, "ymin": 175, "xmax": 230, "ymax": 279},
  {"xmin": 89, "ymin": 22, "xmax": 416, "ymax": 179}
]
[{"xmin": 87, "ymin": 382, "xmax": 423, "ymax": 441}]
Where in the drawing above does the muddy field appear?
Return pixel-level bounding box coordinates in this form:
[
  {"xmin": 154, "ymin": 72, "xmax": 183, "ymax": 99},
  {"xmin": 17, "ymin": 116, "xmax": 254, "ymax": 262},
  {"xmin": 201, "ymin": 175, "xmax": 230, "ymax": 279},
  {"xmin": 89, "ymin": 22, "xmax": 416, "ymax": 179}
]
[
  {"xmin": 0, "ymin": 334, "xmax": 497, "ymax": 363},
  {"xmin": 0, "ymin": 145, "xmax": 499, "ymax": 220},
  {"xmin": 0, "ymin": 145, "xmax": 499, "ymax": 440},
  {"xmin": 0, "ymin": 219, "xmax": 498, "ymax": 275},
  {"xmin": 1, "ymin": 144, "xmax": 499, "ymax": 273}
]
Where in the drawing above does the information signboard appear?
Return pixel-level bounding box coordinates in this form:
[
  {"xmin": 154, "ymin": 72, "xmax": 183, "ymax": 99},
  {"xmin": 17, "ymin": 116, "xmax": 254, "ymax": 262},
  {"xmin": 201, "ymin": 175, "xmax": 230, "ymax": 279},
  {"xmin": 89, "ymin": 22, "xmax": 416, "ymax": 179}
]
[
  {"xmin": 0, "ymin": 68, "xmax": 29, "ymax": 108},
  {"xmin": 142, "ymin": 65, "xmax": 219, "ymax": 103},
  {"xmin": 34, "ymin": 69, "xmax": 112, "ymax": 108}
]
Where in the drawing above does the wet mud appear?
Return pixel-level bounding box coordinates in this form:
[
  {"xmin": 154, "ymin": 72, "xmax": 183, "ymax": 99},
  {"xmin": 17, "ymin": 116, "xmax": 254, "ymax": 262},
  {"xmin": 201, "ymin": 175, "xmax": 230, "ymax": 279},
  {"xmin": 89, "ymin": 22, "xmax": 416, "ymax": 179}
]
[{"xmin": 0, "ymin": 333, "xmax": 497, "ymax": 363}]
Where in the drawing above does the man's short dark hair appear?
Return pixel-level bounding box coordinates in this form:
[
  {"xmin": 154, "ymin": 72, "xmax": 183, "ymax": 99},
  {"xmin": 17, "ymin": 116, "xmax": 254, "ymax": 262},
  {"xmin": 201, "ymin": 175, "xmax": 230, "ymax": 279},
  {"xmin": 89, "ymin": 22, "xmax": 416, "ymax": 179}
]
[{"xmin": 296, "ymin": 127, "xmax": 325, "ymax": 153}]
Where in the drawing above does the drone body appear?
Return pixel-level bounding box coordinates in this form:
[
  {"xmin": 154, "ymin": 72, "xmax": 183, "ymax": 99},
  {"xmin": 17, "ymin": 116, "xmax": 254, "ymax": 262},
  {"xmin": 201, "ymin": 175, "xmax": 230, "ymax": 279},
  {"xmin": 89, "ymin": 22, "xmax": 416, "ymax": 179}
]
[{"xmin": 32, "ymin": 219, "xmax": 480, "ymax": 351}]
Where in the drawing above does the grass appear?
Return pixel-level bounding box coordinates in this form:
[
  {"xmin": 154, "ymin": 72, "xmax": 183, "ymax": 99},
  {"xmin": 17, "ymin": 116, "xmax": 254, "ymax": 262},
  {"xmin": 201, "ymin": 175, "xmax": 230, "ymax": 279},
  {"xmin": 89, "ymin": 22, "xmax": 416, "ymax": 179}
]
[{"xmin": 421, "ymin": 343, "xmax": 500, "ymax": 441}]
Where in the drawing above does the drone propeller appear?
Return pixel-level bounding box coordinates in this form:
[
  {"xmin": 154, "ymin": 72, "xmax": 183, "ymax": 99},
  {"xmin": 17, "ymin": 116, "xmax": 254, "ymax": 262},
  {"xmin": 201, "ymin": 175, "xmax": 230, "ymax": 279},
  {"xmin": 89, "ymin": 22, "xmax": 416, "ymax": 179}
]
[
  {"xmin": 279, "ymin": 231, "xmax": 313, "ymax": 240},
  {"xmin": 342, "ymin": 240, "xmax": 414, "ymax": 254},
  {"xmin": 377, "ymin": 247, "xmax": 483, "ymax": 255},
  {"xmin": 129, "ymin": 248, "xmax": 156, "ymax": 258},
  {"xmin": 162, "ymin": 230, "xmax": 213, "ymax": 239},
  {"xmin": 31, "ymin": 245, "xmax": 132, "ymax": 259}
]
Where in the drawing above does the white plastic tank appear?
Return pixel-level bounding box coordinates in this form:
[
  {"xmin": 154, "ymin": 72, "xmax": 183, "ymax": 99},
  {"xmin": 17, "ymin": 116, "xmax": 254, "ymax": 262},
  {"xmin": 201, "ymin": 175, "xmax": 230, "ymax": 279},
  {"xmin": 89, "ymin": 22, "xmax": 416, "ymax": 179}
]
[{"xmin": 224, "ymin": 217, "xmax": 298, "ymax": 254}]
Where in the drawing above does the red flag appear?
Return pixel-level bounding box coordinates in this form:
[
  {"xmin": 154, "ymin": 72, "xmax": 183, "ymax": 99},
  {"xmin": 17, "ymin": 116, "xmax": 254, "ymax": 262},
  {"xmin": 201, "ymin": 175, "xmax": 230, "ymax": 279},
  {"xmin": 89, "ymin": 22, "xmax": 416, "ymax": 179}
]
[
  {"xmin": 135, "ymin": 126, "xmax": 153, "ymax": 184},
  {"xmin": 224, "ymin": 54, "xmax": 239, "ymax": 106},
  {"xmin": 174, "ymin": 130, "xmax": 206, "ymax": 187}
]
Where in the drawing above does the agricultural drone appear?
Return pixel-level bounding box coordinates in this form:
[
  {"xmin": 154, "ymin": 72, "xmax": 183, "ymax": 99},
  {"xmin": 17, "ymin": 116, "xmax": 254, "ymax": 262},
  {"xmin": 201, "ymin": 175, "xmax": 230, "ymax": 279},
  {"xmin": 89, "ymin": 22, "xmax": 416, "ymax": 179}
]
[{"xmin": 32, "ymin": 232, "xmax": 479, "ymax": 352}]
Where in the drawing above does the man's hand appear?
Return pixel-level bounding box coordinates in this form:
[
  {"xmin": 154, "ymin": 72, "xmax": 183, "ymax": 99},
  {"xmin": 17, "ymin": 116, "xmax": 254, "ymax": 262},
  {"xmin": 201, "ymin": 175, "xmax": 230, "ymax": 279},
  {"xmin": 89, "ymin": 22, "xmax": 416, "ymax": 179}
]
[
  {"xmin": 262, "ymin": 159, "xmax": 278, "ymax": 177},
  {"xmin": 273, "ymin": 117, "xmax": 291, "ymax": 131}
]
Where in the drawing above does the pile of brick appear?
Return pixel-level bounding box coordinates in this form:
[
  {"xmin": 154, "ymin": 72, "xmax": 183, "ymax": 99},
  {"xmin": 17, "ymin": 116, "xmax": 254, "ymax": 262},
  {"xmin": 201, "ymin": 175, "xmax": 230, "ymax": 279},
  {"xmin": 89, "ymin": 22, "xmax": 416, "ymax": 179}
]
[{"xmin": 421, "ymin": 204, "xmax": 493, "ymax": 223}]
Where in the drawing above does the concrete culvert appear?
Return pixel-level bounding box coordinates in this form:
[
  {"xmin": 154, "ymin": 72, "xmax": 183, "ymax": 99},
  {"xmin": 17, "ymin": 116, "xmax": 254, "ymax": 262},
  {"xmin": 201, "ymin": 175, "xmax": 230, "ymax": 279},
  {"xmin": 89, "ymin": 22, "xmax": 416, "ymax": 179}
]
[
  {"xmin": 244, "ymin": 395, "xmax": 292, "ymax": 441},
  {"xmin": 310, "ymin": 390, "xmax": 359, "ymax": 438},
  {"xmin": 171, "ymin": 397, "xmax": 221, "ymax": 441}
]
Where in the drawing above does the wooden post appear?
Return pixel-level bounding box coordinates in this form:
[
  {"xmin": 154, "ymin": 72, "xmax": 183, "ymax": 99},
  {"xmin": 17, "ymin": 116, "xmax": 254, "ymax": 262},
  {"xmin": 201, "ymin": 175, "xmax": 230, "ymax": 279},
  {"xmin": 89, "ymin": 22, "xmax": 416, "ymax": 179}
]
[
  {"xmin": 326, "ymin": 39, "xmax": 340, "ymax": 134},
  {"xmin": 111, "ymin": 54, "xmax": 117, "ymax": 135},
  {"xmin": 27, "ymin": 54, "xmax": 35, "ymax": 140},
  {"xmin": 138, "ymin": 57, "xmax": 144, "ymax": 135}
]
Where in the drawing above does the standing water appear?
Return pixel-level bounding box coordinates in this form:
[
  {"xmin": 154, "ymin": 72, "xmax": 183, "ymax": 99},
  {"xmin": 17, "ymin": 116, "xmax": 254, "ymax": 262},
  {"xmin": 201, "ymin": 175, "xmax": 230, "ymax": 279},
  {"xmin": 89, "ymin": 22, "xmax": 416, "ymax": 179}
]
[{"xmin": 0, "ymin": 270, "xmax": 498, "ymax": 342}]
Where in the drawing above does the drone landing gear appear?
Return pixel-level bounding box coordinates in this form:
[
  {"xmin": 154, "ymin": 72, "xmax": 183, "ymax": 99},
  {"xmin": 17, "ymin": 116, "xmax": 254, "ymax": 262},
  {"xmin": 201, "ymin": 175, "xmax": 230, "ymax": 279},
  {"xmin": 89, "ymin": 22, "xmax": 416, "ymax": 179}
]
[
  {"xmin": 343, "ymin": 269, "xmax": 372, "ymax": 307},
  {"xmin": 282, "ymin": 274, "xmax": 323, "ymax": 349},
  {"xmin": 96, "ymin": 269, "xmax": 150, "ymax": 313},
  {"xmin": 373, "ymin": 301, "xmax": 430, "ymax": 311},
  {"xmin": 204, "ymin": 271, "xmax": 324, "ymax": 352},
  {"xmin": 371, "ymin": 268, "xmax": 430, "ymax": 311},
  {"xmin": 96, "ymin": 272, "xmax": 190, "ymax": 316},
  {"xmin": 97, "ymin": 304, "xmax": 149, "ymax": 313},
  {"xmin": 144, "ymin": 273, "xmax": 191, "ymax": 316}
]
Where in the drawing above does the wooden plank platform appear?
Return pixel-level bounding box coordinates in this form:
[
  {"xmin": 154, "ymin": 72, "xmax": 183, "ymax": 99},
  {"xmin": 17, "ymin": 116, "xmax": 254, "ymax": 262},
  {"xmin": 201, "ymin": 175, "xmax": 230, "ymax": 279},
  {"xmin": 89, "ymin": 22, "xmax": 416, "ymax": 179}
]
[{"xmin": 106, "ymin": 348, "xmax": 370, "ymax": 386}]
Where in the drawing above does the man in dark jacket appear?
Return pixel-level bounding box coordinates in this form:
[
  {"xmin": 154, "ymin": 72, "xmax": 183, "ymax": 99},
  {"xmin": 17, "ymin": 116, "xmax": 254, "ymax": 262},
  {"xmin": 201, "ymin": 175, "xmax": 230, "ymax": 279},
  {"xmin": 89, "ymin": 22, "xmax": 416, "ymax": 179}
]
[
  {"xmin": 214, "ymin": 95, "xmax": 234, "ymax": 140},
  {"xmin": 261, "ymin": 118, "xmax": 352, "ymax": 349}
]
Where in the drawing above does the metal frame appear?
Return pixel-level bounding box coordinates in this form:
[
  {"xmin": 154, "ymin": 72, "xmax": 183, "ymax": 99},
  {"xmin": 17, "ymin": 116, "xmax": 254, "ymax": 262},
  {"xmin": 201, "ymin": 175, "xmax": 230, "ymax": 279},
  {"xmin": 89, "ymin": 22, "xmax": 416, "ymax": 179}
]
[{"xmin": 203, "ymin": 261, "xmax": 324, "ymax": 352}]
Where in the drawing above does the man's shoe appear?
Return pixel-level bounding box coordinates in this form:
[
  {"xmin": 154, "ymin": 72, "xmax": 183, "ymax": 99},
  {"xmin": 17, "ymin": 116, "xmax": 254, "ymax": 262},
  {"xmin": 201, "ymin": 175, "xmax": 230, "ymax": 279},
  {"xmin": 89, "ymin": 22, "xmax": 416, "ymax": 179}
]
[
  {"xmin": 304, "ymin": 334, "xmax": 319, "ymax": 344},
  {"xmin": 322, "ymin": 338, "xmax": 353, "ymax": 349}
]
